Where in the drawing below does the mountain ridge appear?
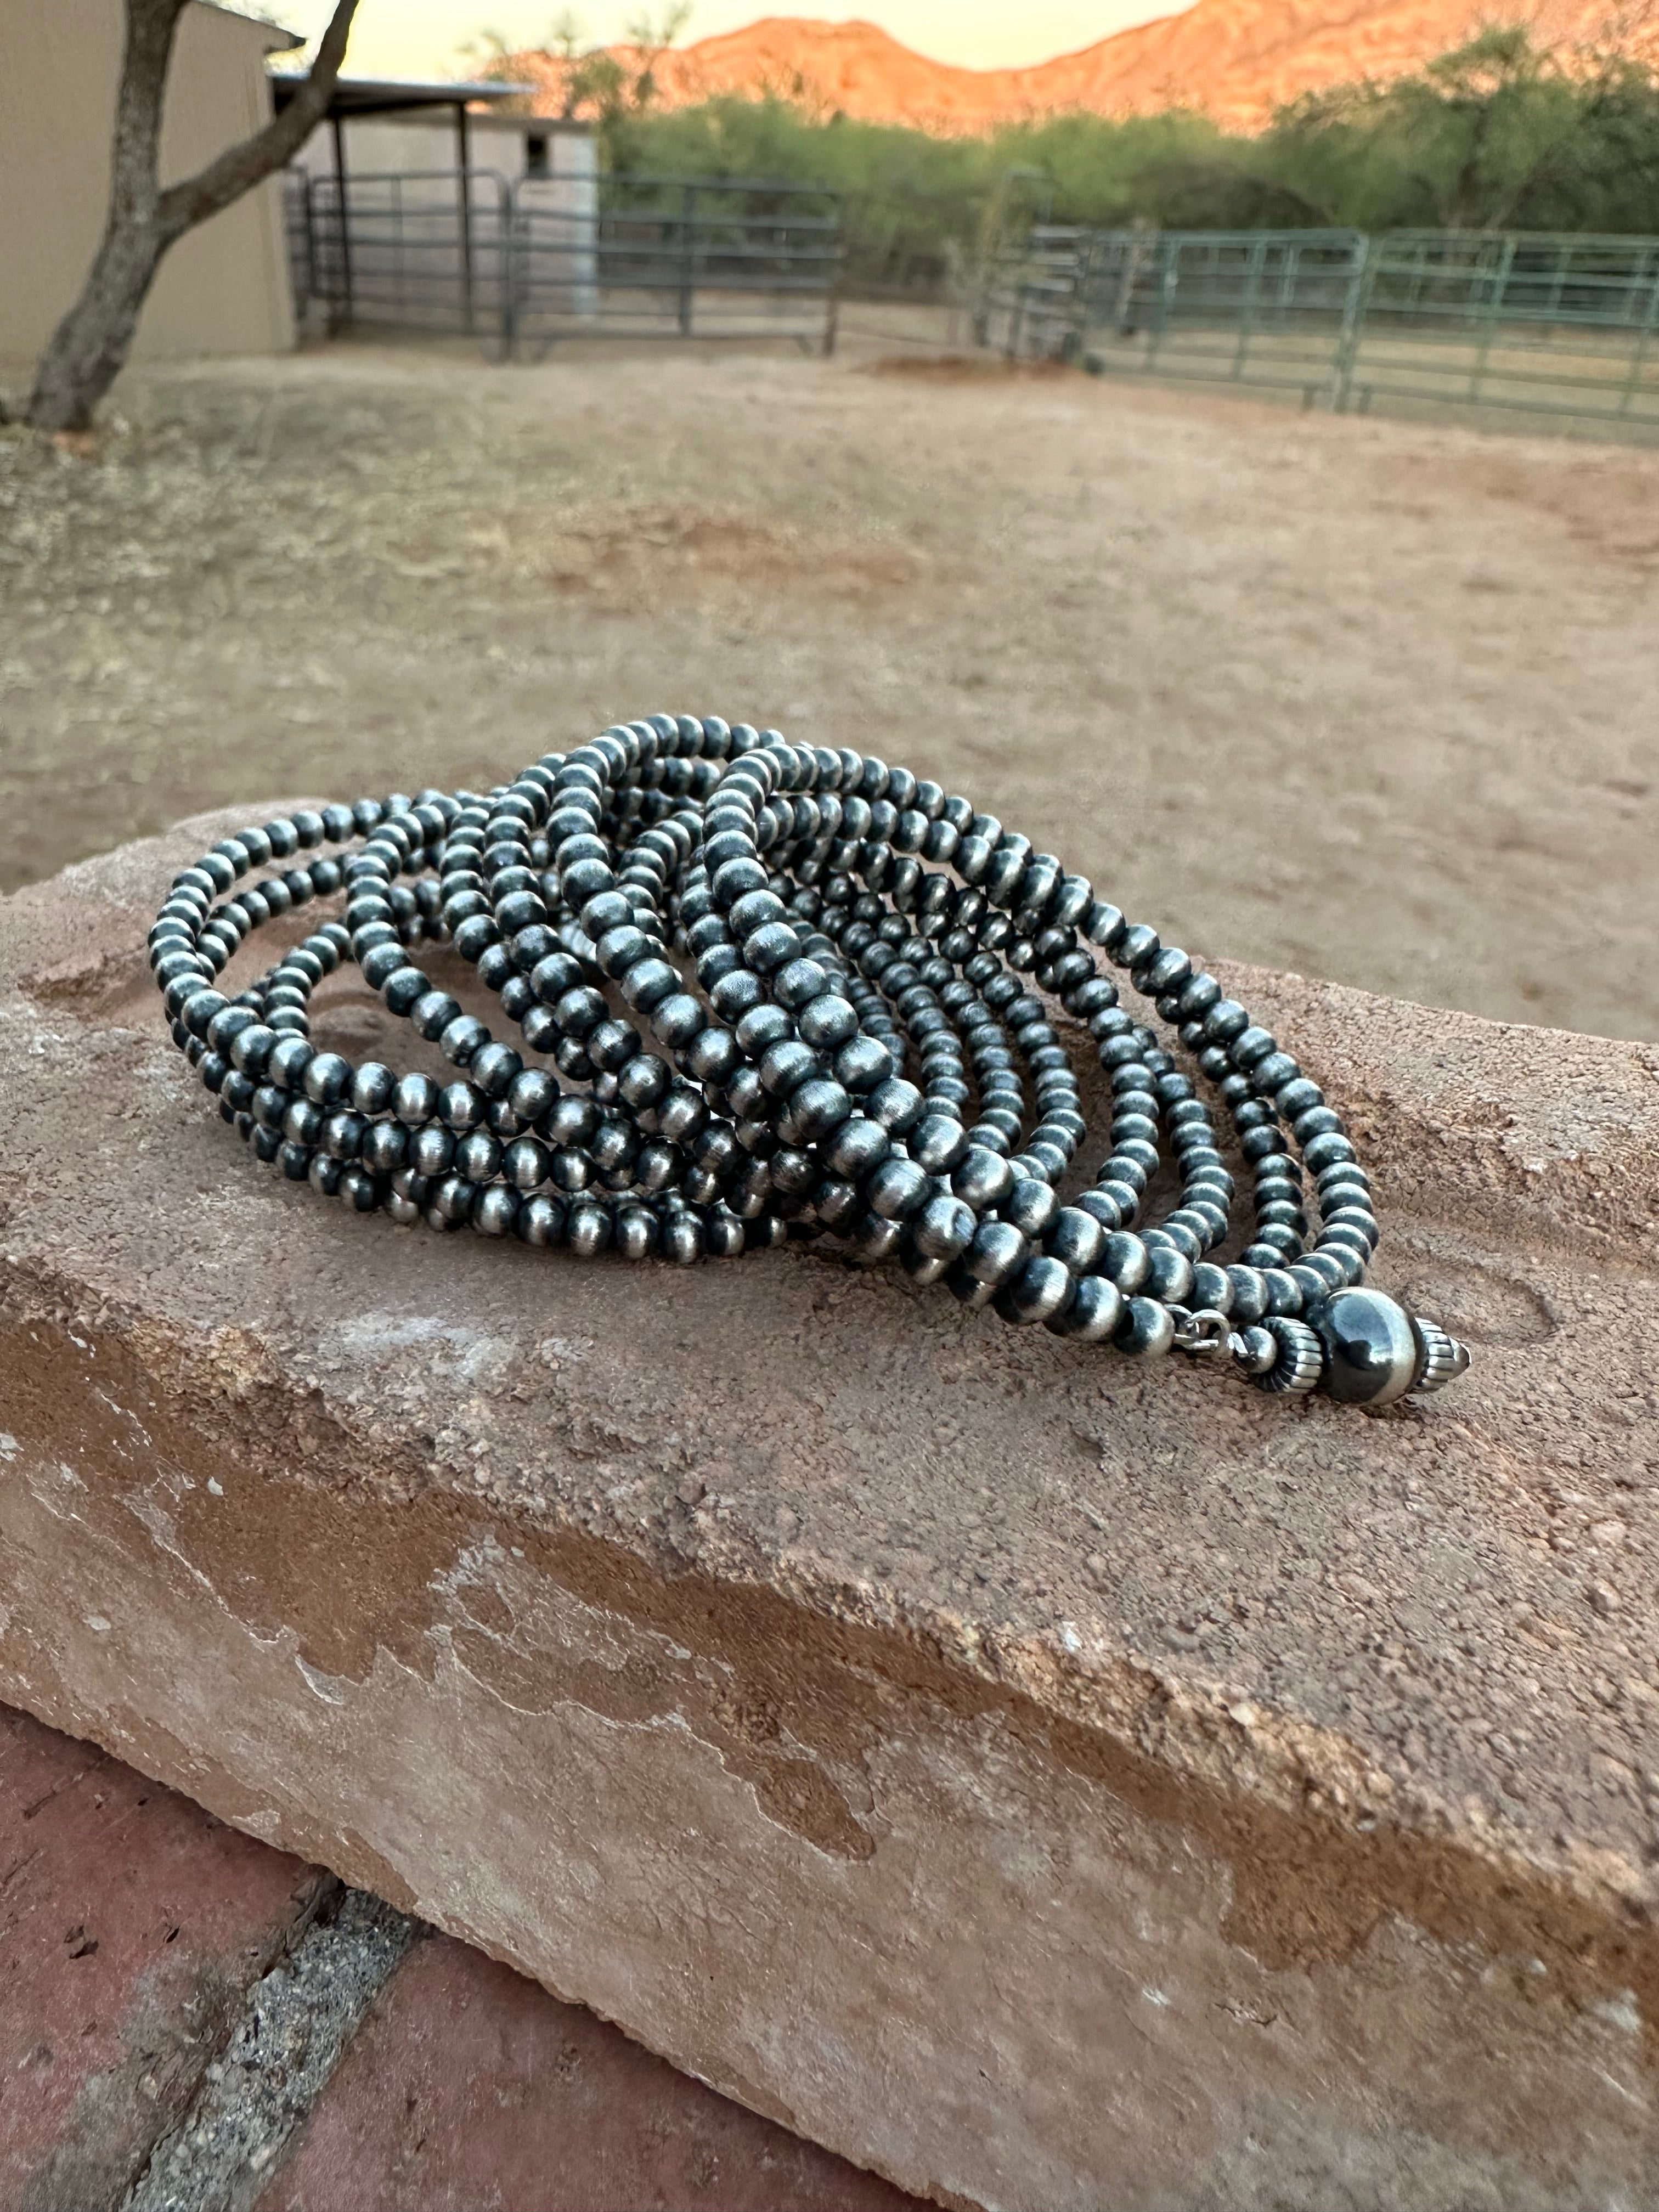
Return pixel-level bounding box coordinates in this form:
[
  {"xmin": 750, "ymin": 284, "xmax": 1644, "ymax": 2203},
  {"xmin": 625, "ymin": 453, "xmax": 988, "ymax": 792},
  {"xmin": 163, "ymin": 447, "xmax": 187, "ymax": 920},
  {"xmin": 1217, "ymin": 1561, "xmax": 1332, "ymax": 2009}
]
[{"xmin": 507, "ymin": 1, "xmax": 1643, "ymax": 133}]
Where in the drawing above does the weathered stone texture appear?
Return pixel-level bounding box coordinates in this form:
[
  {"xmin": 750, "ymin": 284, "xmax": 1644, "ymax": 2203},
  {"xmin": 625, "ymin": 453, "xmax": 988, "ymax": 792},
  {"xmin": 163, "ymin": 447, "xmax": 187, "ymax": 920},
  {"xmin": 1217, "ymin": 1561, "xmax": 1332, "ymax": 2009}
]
[{"xmin": 1, "ymin": 810, "xmax": 1656, "ymax": 2210}]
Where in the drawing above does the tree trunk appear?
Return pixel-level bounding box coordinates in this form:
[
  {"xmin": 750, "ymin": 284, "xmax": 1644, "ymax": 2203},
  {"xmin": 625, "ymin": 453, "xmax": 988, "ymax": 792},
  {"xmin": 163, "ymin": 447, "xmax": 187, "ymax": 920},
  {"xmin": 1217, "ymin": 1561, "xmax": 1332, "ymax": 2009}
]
[
  {"xmin": 24, "ymin": 0, "xmax": 359, "ymax": 435},
  {"xmin": 26, "ymin": 223, "xmax": 167, "ymax": 433}
]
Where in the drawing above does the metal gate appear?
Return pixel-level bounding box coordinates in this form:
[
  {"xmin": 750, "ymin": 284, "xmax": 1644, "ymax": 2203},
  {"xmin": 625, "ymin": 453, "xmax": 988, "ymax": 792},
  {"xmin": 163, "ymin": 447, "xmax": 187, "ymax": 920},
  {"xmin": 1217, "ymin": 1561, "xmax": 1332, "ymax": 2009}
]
[
  {"xmin": 284, "ymin": 168, "xmax": 843, "ymax": 357},
  {"xmin": 286, "ymin": 168, "xmax": 514, "ymax": 345},
  {"xmin": 981, "ymin": 223, "xmax": 1659, "ymax": 439}
]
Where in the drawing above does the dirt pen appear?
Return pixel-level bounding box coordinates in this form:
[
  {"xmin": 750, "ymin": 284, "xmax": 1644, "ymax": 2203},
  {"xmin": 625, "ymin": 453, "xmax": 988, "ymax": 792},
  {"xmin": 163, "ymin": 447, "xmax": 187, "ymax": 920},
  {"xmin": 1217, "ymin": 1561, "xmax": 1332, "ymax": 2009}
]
[{"xmin": 1, "ymin": 333, "xmax": 1655, "ymax": 1043}]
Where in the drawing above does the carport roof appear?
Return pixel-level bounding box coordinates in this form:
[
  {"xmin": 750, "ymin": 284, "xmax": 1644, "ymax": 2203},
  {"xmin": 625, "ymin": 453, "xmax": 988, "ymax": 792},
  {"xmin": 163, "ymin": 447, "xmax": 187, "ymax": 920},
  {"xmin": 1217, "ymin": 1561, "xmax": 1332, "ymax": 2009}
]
[{"xmin": 268, "ymin": 74, "xmax": 534, "ymax": 117}]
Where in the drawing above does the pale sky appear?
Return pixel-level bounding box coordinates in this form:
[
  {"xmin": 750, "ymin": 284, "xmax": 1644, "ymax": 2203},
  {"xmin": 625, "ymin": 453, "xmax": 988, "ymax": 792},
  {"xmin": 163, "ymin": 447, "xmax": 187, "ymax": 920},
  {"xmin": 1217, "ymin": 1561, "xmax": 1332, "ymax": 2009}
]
[{"xmin": 270, "ymin": 2, "xmax": 1177, "ymax": 77}]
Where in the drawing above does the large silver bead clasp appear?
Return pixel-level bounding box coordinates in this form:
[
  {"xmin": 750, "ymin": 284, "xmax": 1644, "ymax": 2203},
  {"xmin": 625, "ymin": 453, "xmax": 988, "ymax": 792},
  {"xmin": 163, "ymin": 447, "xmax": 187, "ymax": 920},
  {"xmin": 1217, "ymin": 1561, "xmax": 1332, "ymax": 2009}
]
[{"xmin": 1311, "ymin": 1288, "xmax": 1470, "ymax": 1405}]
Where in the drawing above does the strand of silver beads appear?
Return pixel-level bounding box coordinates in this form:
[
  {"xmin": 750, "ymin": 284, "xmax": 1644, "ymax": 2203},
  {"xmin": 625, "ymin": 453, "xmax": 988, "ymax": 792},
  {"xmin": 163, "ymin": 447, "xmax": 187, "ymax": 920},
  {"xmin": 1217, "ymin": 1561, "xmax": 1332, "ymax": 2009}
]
[{"xmin": 149, "ymin": 713, "xmax": 1470, "ymax": 1406}]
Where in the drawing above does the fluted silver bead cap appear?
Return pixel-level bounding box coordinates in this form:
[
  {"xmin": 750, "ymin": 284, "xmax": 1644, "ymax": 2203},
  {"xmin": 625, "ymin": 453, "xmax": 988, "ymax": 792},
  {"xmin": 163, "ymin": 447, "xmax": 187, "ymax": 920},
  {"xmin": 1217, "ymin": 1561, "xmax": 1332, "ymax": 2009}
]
[
  {"xmin": 1252, "ymin": 1314, "xmax": 1323, "ymax": 1394},
  {"xmin": 1410, "ymin": 1317, "xmax": 1471, "ymax": 1394}
]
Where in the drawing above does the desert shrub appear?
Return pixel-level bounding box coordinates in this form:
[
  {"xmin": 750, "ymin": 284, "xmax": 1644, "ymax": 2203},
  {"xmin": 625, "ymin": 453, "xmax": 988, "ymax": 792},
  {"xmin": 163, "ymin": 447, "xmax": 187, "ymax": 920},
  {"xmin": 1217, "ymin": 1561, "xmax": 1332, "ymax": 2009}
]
[{"xmin": 558, "ymin": 26, "xmax": 1659, "ymax": 290}]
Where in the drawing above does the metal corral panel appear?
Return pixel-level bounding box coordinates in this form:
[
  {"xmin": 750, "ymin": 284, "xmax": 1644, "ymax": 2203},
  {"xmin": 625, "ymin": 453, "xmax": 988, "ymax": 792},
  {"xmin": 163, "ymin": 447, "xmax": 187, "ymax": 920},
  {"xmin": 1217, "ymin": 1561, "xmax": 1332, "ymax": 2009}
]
[
  {"xmin": 985, "ymin": 224, "xmax": 1659, "ymax": 442},
  {"xmin": 285, "ymin": 169, "xmax": 842, "ymax": 358}
]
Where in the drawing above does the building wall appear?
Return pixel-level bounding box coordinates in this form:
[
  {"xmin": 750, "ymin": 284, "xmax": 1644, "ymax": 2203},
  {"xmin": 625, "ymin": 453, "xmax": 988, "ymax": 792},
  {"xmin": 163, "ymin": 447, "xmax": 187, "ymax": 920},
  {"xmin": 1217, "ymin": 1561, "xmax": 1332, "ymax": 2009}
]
[
  {"xmin": 291, "ymin": 111, "xmax": 597, "ymax": 191},
  {"xmin": 0, "ymin": 0, "xmax": 294, "ymax": 371}
]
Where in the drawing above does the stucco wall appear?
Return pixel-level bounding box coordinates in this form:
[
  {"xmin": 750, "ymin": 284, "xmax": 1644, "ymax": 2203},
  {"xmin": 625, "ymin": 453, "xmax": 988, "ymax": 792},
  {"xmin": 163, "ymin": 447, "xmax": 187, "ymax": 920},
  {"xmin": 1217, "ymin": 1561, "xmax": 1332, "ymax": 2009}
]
[
  {"xmin": 0, "ymin": 0, "xmax": 294, "ymax": 371},
  {"xmin": 291, "ymin": 111, "xmax": 597, "ymax": 189}
]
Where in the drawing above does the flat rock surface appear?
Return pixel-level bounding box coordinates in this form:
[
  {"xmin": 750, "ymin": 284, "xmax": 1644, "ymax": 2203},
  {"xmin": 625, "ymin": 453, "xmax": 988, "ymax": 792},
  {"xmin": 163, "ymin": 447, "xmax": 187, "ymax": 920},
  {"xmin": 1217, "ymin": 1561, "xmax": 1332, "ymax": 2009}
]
[{"xmin": 2, "ymin": 809, "xmax": 1657, "ymax": 2200}]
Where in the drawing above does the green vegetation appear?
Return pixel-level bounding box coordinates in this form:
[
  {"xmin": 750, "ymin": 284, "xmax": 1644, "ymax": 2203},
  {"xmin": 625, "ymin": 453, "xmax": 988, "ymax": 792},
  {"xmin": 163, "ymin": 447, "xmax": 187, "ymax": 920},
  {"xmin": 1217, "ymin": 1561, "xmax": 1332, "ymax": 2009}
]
[
  {"xmin": 565, "ymin": 27, "xmax": 1659, "ymax": 288},
  {"xmin": 1249, "ymin": 28, "xmax": 1659, "ymax": 233}
]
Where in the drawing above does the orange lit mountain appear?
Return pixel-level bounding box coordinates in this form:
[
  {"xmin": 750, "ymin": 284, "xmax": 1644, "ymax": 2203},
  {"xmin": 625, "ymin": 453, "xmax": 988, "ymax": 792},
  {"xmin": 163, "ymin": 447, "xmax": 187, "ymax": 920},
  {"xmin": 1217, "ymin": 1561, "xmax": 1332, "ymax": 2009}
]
[{"xmin": 509, "ymin": 2, "xmax": 1644, "ymax": 133}]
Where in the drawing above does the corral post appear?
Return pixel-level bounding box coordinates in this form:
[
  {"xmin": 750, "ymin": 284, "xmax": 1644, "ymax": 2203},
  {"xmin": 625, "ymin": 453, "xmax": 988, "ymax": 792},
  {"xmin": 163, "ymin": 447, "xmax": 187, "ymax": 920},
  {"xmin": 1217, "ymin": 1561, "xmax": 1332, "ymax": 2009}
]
[
  {"xmin": 1616, "ymin": 264, "xmax": 1659, "ymax": 417},
  {"xmin": 1115, "ymin": 227, "xmax": 1152, "ymax": 337},
  {"xmin": 821, "ymin": 192, "xmax": 843, "ymax": 357},
  {"xmin": 1070, "ymin": 229, "xmax": 1105, "ymax": 359},
  {"xmin": 1329, "ymin": 234, "xmax": 1375, "ymax": 414},
  {"xmin": 1008, "ymin": 252, "xmax": 1029, "ymax": 360},
  {"xmin": 297, "ymin": 172, "xmax": 319, "ymax": 320},
  {"xmin": 1147, "ymin": 236, "xmax": 1177, "ymax": 370},
  {"xmin": 500, "ymin": 174, "xmax": 517, "ymax": 363},
  {"xmin": 1468, "ymin": 235, "xmax": 1515, "ymax": 408},
  {"xmin": 456, "ymin": 107, "xmax": 475, "ymax": 335},
  {"xmin": 1233, "ymin": 233, "xmax": 1266, "ymax": 381},
  {"xmin": 330, "ymin": 112, "xmax": 354, "ymax": 330},
  {"xmin": 1544, "ymin": 239, "xmax": 1569, "ymax": 323},
  {"xmin": 679, "ymin": 183, "xmax": 697, "ymax": 338}
]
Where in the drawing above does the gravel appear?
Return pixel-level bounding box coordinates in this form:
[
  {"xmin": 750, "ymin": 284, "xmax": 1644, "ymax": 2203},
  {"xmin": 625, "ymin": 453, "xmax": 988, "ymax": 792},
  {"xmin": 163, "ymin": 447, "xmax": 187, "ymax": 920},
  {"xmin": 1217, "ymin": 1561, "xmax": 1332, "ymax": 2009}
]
[{"xmin": 121, "ymin": 1886, "xmax": 416, "ymax": 2212}]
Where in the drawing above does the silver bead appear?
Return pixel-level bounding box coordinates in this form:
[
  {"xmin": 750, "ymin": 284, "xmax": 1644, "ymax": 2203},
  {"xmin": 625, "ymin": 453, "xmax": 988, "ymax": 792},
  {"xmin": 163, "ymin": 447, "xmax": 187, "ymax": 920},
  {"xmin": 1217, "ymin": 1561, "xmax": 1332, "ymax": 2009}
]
[
  {"xmin": 1311, "ymin": 1288, "xmax": 1419, "ymax": 1406},
  {"xmin": 566, "ymin": 1201, "xmax": 611, "ymax": 1258},
  {"xmin": 614, "ymin": 1205, "xmax": 658, "ymax": 1261},
  {"xmin": 1116, "ymin": 1296, "xmax": 1175, "ymax": 1359},
  {"xmin": 516, "ymin": 1195, "xmax": 565, "ymax": 1247},
  {"xmin": 901, "ymin": 1243, "xmax": 950, "ymax": 1286},
  {"xmin": 1046, "ymin": 1273, "xmax": 1123, "ymax": 1341},
  {"xmin": 946, "ymin": 1220, "xmax": 1028, "ymax": 1308},
  {"xmin": 662, "ymin": 1211, "xmax": 704, "ymax": 1266},
  {"xmin": 994, "ymin": 1255, "xmax": 1073, "ymax": 1325},
  {"xmin": 912, "ymin": 1192, "xmax": 975, "ymax": 1261},
  {"xmin": 471, "ymin": 1185, "xmax": 518, "ymax": 1237},
  {"xmin": 1002, "ymin": 1176, "xmax": 1059, "ymax": 1239},
  {"xmin": 1231, "ymin": 1324, "xmax": 1278, "ymax": 1376}
]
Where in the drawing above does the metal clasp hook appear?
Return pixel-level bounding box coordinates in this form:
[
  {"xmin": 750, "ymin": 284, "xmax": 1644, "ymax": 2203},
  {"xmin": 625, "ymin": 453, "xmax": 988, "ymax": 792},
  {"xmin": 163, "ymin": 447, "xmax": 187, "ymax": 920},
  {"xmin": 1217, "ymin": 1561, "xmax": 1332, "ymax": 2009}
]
[{"xmin": 1172, "ymin": 1306, "xmax": 1233, "ymax": 1358}]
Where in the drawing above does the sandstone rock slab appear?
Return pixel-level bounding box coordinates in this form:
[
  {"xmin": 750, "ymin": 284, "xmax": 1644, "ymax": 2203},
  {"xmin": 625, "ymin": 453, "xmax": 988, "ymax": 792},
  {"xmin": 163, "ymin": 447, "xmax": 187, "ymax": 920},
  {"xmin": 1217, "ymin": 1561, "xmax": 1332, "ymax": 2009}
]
[{"xmin": 1, "ymin": 810, "xmax": 1656, "ymax": 2210}]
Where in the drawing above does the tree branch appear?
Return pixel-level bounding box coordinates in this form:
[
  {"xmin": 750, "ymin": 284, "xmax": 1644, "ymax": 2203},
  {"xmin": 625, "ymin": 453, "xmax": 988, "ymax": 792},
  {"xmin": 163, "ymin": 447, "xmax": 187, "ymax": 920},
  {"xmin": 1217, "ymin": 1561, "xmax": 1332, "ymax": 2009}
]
[
  {"xmin": 110, "ymin": 0, "xmax": 191, "ymax": 229},
  {"xmin": 156, "ymin": 0, "xmax": 359, "ymax": 243}
]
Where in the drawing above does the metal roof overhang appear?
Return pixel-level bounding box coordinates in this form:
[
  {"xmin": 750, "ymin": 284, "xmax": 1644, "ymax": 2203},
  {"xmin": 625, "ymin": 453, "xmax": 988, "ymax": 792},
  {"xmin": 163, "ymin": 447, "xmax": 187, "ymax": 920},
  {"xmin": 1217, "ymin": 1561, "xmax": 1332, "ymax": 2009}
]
[{"xmin": 268, "ymin": 74, "xmax": 533, "ymax": 117}]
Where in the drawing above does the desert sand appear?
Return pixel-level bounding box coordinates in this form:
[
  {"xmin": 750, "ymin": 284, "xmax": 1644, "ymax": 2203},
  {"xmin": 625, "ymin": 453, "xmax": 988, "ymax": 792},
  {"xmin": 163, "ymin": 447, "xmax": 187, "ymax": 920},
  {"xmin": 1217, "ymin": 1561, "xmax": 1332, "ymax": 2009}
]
[{"xmin": 1, "ymin": 336, "xmax": 1653, "ymax": 1040}]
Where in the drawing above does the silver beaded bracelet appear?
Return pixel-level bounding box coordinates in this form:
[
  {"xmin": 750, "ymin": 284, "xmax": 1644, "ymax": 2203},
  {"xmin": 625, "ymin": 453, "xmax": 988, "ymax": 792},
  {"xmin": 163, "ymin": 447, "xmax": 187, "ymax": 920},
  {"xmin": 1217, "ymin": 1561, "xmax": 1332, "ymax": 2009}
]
[{"xmin": 149, "ymin": 713, "xmax": 1470, "ymax": 1407}]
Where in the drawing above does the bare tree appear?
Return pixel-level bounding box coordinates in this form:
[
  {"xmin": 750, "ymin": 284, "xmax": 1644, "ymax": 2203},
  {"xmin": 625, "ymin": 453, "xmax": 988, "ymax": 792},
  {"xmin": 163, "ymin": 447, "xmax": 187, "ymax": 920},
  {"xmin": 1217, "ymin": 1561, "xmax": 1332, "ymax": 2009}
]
[
  {"xmin": 25, "ymin": 0, "xmax": 360, "ymax": 433},
  {"xmin": 624, "ymin": 2, "xmax": 693, "ymax": 108},
  {"xmin": 524, "ymin": 3, "xmax": 691, "ymax": 137}
]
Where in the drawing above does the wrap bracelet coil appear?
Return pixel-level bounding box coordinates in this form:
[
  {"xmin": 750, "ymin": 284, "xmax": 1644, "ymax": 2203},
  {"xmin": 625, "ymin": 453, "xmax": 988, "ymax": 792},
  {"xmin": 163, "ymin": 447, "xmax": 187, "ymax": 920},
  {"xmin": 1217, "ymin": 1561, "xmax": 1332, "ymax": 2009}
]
[{"xmin": 149, "ymin": 713, "xmax": 1470, "ymax": 1407}]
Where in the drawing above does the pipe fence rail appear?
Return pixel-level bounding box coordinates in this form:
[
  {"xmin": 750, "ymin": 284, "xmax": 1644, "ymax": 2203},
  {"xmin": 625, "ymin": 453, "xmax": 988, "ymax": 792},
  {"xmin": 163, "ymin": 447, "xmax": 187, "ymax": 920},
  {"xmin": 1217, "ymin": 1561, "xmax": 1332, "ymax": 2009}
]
[
  {"xmin": 980, "ymin": 224, "xmax": 1659, "ymax": 438},
  {"xmin": 284, "ymin": 169, "xmax": 843, "ymax": 358},
  {"xmin": 286, "ymin": 170, "xmax": 514, "ymax": 346},
  {"xmin": 515, "ymin": 176, "xmax": 842, "ymax": 353}
]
